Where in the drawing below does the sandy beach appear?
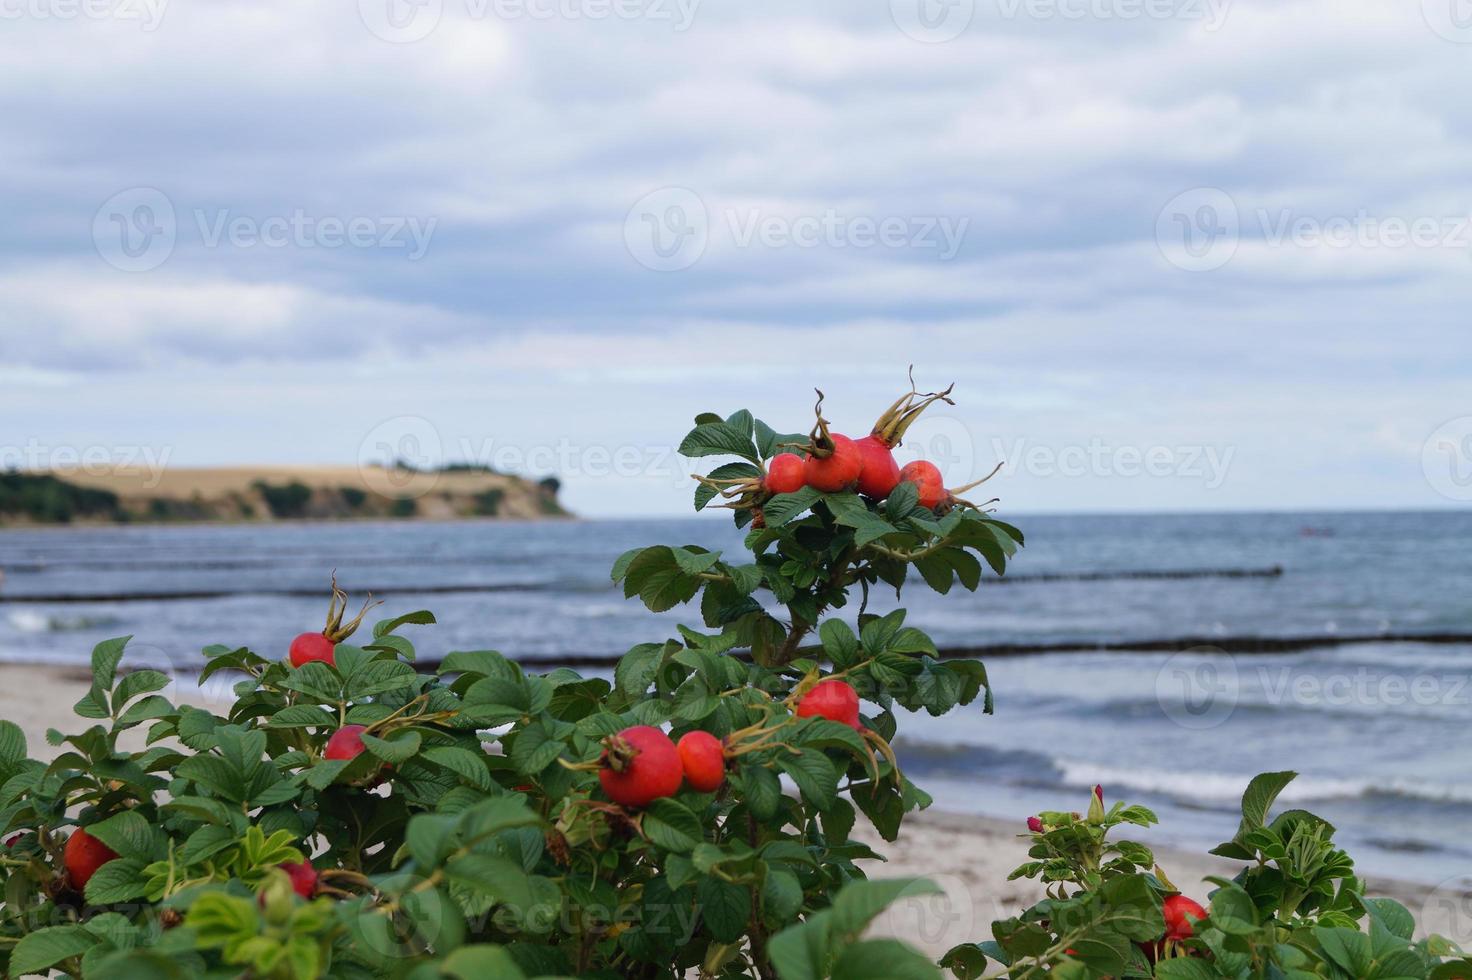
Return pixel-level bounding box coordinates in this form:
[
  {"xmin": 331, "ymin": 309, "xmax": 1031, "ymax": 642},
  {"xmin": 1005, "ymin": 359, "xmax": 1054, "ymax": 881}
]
[{"xmin": 0, "ymin": 662, "xmax": 1445, "ymax": 955}]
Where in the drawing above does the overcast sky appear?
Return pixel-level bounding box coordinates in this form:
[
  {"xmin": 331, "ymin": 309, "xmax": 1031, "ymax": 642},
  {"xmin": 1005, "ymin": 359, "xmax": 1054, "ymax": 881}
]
[{"xmin": 2, "ymin": 0, "xmax": 1471, "ymax": 516}]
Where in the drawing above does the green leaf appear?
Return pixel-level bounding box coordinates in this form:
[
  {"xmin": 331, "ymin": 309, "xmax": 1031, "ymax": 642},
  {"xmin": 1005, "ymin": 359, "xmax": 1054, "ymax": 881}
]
[
  {"xmin": 84, "ymin": 858, "xmax": 150, "ymax": 904},
  {"xmin": 372, "ymin": 609, "xmax": 436, "ymax": 637},
  {"xmin": 91, "ymin": 636, "xmax": 131, "ymax": 691},
  {"xmin": 763, "ymin": 487, "xmax": 822, "ymax": 526},
  {"xmin": 642, "ymin": 798, "xmax": 703, "ymax": 854},
  {"xmin": 112, "ymin": 669, "xmax": 170, "ymax": 710},
  {"xmin": 264, "ymin": 704, "xmax": 337, "ymax": 729},
  {"xmin": 743, "ymin": 765, "xmax": 783, "ymax": 821},
  {"xmin": 0, "ymin": 720, "xmax": 27, "ymax": 769},
  {"xmin": 615, "ymin": 642, "xmax": 666, "ymax": 698},
  {"xmin": 179, "ymin": 824, "xmax": 239, "ymax": 865},
  {"xmin": 819, "ymin": 620, "xmax": 860, "ymax": 668},
  {"xmin": 406, "ymin": 813, "xmax": 458, "ymax": 869},
  {"xmin": 280, "ymin": 661, "xmax": 341, "ymax": 702},
  {"xmin": 769, "ymin": 909, "xmax": 832, "ymax": 980},
  {"xmin": 85, "ymin": 810, "xmax": 159, "ymax": 861},
  {"xmin": 832, "ymin": 938, "xmax": 942, "ymax": 980},
  {"xmin": 679, "ymin": 422, "xmax": 760, "ymax": 464},
  {"xmin": 73, "ymin": 685, "xmax": 111, "ymax": 720},
  {"xmin": 508, "ymin": 722, "xmax": 565, "ymax": 775},
  {"xmin": 10, "ymin": 924, "xmax": 95, "ymax": 977},
  {"xmin": 361, "ymin": 731, "xmax": 421, "ymax": 765},
  {"xmin": 1153, "ymin": 959, "xmax": 1220, "ymax": 979},
  {"xmin": 763, "ymin": 868, "xmax": 804, "ymax": 923},
  {"xmin": 447, "ymin": 854, "xmax": 562, "ymax": 932},
  {"xmin": 1239, "ymin": 771, "xmax": 1297, "ymax": 831},
  {"xmin": 673, "ymin": 547, "xmax": 723, "ymax": 576},
  {"xmin": 421, "ymin": 746, "xmax": 493, "ymax": 791},
  {"xmin": 779, "ymin": 752, "xmax": 838, "ymax": 811},
  {"xmin": 440, "ymin": 946, "xmax": 527, "ymax": 980},
  {"xmin": 697, "ymin": 876, "xmax": 750, "ymax": 942},
  {"xmin": 832, "ymin": 878, "xmax": 942, "ymax": 938},
  {"xmin": 344, "ymin": 659, "xmax": 419, "ymax": 700}
]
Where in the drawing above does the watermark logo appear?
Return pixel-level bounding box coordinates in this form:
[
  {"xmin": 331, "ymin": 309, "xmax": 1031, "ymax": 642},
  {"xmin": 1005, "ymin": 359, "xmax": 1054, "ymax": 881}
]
[
  {"xmin": 1155, "ymin": 649, "xmax": 1239, "ymax": 730},
  {"xmin": 93, "ymin": 187, "xmax": 176, "ymax": 273},
  {"xmin": 872, "ymin": 874, "xmax": 977, "ymax": 948},
  {"xmin": 358, "ymin": 0, "xmax": 443, "ymax": 42},
  {"xmin": 895, "ymin": 415, "xmax": 981, "ymax": 487},
  {"xmin": 1422, "ymin": 417, "xmax": 1472, "ymax": 502},
  {"xmin": 889, "ymin": 0, "xmax": 974, "ymax": 42},
  {"xmin": 357, "ymin": 416, "xmax": 445, "ymax": 499},
  {"xmin": 1156, "ymin": 187, "xmax": 1239, "ymax": 272},
  {"xmin": 1422, "ymin": 878, "xmax": 1472, "ymax": 948},
  {"xmin": 624, "ymin": 187, "xmax": 709, "ymax": 272},
  {"xmin": 1422, "ymin": 0, "xmax": 1472, "ymax": 43},
  {"xmin": 0, "ymin": 0, "xmax": 168, "ymax": 30}
]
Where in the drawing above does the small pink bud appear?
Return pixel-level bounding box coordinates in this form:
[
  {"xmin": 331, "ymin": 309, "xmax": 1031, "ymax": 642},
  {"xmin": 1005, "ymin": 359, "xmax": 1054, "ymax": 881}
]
[
  {"xmin": 1093, "ymin": 785, "xmax": 1104, "ymax": 804},
  {"xmin": 1026, "ymin": 816, "xmax": 1044, "ymax": 833}
]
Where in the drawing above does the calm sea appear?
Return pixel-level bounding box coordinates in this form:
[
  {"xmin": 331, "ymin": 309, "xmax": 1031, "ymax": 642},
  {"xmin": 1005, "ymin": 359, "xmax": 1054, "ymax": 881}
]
[{"xmin": 2, "ymin": 511, "xmax": 1470, "ymax": 883}]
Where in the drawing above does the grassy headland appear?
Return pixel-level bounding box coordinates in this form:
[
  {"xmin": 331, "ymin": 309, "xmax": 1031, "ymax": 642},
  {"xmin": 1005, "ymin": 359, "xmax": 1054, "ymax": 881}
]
[{"xmin": 0, "ymin": 465, "xmax": 568, "ymax": 525}]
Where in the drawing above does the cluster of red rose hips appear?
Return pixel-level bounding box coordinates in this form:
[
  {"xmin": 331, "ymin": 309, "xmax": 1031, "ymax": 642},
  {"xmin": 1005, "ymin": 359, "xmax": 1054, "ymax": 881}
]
[
  {"xmin": 700, "ymin": 379, "xmax": 1002, "ymax": 525},
  {"xmin": 593, "ymin": 677, "xmax": 863, "ymax": 809}
]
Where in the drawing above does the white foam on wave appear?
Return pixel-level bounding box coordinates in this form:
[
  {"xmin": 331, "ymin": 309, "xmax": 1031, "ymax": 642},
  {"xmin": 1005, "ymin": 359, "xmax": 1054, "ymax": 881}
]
[
  {"xmin": 1055, "ymin": 759, "xmax": 1472, "ymax": 806},
  {"xmin": 6, "ymin": 610, "xmax": 121, "ymax": 633},
  {"xmin": 7, "ymin": 611, "xmax": 51, "ymax": 634}
]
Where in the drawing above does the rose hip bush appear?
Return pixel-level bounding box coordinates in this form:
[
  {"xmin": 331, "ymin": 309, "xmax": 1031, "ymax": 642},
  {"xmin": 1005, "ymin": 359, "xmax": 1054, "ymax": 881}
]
[
  {"xmin": 942, "ymin": 777, "xmax": 1472, "ymax": 979},
  {"xmin": 0, "ymin": 382, "xmax": 1466, "ymax": 979}
]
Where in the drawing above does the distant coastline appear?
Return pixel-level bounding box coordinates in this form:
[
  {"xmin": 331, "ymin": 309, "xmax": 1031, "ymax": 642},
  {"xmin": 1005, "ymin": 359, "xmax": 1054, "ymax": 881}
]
[{"xmin": 0, "ymin": 465, "xmax": 569, "ymax": 526}]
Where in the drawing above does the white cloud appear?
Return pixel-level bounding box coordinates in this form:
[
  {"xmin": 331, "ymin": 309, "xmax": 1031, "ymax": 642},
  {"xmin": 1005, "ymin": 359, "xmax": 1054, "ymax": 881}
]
[{"xmin": 1, "ymin": 0, "xmax": 1469, "ymax": 511}]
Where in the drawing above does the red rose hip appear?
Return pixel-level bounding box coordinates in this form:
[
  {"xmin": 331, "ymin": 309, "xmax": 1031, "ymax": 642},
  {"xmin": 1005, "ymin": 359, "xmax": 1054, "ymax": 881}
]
[
  {"xmin": 1162, "ymin": 894, "xmax": 1206, "ymax": 940},
  {"xmin": 280, "ymin": 860, "xmax": 319, "ymax": 899},
  {"xmin": 897, "ymin": 460, "xmax": 946, "ymax": 509},
  {"xmin": 854, "ymin": 435, "xmax": 901, "ymax": 500},
  {"xmin": 804, "ymin": 434, "xmax": 862, "ymax": 493},
  {"xmin": 64, "ymin": 827, "xmax": 119, "ymax": 891},
  {"xmin": 599, "ymin": 725, "xmax": 682, "ymax": 808},
  {"xmin": 764, "ymin": 454, "xmax": 806, "ymax": 495},
  {"xmin": 796, "ymin": 679, "xmax": 862, "ymax": 730},
  {"xmin": 289, "ymin": 632, "xmax": 335, "ymax": 668},
  {"xmin": 676, "ymin": 731, "xmax": 727, "ymax": 793},
  {"xmin": 325, "ymin": 725, "xmax": 368, "ymax": 761}
]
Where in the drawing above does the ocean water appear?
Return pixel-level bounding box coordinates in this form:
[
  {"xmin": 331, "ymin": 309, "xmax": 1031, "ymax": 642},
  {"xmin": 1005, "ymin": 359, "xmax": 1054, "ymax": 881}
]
[{"xmin": 2, "ymin": 511, "xmax": 1470, "ymax": 884}]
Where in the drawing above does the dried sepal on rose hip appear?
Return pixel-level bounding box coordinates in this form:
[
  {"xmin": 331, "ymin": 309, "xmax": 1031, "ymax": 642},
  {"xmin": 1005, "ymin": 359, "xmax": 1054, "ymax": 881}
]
[
  {"xmin": 289, "ymin": 573, "xmax": 382, "ymax": 668},
  {"xmin": 859, "ymin": 372, "xmax": 955, "ymax": 500},
  {"xmin": 800, "ymin": 390, "xmax": 862, "ymax": 493}
]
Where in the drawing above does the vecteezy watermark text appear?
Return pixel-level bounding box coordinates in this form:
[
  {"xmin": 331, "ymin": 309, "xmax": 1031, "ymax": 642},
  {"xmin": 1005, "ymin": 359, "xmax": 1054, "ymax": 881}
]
[
  {"xmin": 1157, "ymin": 187, "xmax": 1472, "ymax": 272},
  {"xmin": 624, "ymin": 187, "xmax": 969, "ymax": 271},
  {"xmin": 989, "ymin": 437, "xmax": 1235, "ymax": 488},
  {"xmin": 357, "ymin": 0, "xmax": 700, "ymax": 43},
  {"xmin": 0, "ymin": 440, "xmax": 173, "ymax": 487},
  {"xmin": 1157, "ymin": 649, "xmax": 1472, "ymax": 730},
  {"xmin": 0, "ymin": 0, "xmax": 166, "ymax": 29},
  {"xmin": 888, "ymin": 0, "xmax": 1229, "ymax": 43},
  {"xmin": 93, "ymin": 188, "xmax": 437, "ymax": 272}
]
